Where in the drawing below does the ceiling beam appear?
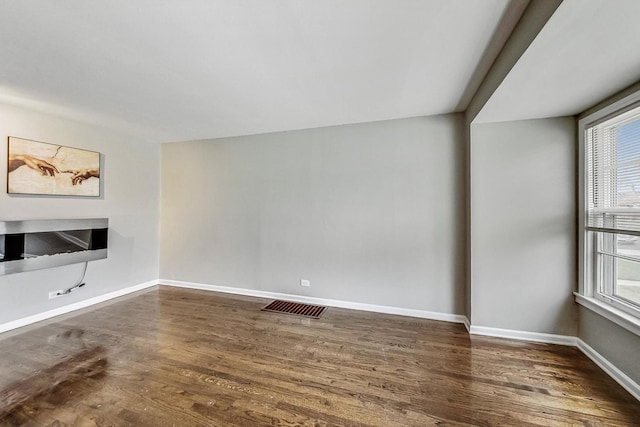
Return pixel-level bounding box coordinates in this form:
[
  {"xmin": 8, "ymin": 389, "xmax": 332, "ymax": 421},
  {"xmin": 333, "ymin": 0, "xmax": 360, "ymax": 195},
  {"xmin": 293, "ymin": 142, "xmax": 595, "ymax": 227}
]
[{"xmin": 465, "ymin": 0, "xmax": 562, "ymax": 124}]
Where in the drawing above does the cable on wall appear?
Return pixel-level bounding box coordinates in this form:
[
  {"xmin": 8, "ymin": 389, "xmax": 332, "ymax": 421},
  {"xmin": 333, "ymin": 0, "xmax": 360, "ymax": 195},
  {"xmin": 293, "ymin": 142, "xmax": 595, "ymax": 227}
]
[{"xmin": 56, "ymin": 262, "xmax": 88, "ymax": 296}]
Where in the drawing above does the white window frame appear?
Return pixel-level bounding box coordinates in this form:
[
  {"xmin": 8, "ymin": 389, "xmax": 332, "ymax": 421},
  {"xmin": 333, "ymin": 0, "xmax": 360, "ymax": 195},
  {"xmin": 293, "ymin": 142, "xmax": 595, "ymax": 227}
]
[{"xmin": 578, "ymin": 89, "xmax": 640, "ymax": 336}]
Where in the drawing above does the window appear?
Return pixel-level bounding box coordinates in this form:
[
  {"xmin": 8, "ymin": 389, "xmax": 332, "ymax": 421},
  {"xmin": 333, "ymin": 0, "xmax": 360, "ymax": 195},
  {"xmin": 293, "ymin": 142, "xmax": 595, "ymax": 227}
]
[{"xmin": 581, "ymin": 96, "xmax": 640, "ymax": 322}]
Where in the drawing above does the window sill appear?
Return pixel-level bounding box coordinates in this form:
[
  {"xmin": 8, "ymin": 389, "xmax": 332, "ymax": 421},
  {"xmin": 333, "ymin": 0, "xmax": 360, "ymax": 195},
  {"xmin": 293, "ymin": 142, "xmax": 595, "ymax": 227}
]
[{"xmin": 574, "ymin": 292, "xmax": 640, "ymax": 337}]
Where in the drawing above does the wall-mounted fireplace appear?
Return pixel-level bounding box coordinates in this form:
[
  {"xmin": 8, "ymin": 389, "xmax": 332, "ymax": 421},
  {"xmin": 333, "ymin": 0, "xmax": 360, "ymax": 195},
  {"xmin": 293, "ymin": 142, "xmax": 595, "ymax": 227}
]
[{"xmin": 0, "ymin": 219, "xmax": 108, "ymax": 275}]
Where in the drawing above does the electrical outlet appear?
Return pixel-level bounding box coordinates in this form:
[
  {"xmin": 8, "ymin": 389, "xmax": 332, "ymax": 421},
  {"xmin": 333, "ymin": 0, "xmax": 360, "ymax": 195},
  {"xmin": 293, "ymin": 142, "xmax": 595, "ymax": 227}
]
[
  {"xmin": 48, "ymin": 291, "xmax": 64, "ymax": 299},
  {"xmin": 300, "ymin": 279, "xmax": 310, "ymax": 287}
]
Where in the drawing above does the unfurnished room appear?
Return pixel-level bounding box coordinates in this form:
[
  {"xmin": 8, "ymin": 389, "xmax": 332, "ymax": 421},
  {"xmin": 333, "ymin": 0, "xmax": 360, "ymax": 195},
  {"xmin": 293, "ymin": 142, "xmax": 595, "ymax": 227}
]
[{"xmin": 1, "ymin": 0, "xmax": 640, "ymax": 426}]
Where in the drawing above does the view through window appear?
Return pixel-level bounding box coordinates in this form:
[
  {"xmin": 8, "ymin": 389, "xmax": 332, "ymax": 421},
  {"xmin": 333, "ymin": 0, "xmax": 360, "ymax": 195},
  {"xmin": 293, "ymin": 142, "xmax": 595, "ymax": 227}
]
[{"xmin": 587, "ymin": 104, "xmax": 640, "ymax": 315}]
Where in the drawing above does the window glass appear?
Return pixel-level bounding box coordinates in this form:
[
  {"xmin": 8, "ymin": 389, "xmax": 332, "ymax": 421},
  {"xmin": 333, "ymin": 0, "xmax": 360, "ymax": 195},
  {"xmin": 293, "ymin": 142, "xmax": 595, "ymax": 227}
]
[
  {"xmin": 586, "ymin": 103, "xmax": 640, "ymax": 318},
  {"xmin": 616, "ymin": 257, "xmax": 640, "ymax": 306}
]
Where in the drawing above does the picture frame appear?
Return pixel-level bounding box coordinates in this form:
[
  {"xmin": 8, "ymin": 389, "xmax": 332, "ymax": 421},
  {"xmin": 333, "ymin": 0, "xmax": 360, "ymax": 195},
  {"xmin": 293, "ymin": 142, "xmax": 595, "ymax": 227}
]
[{"xmin": 7, "ymin": 137, "xmax": 101, "ymax": 197}]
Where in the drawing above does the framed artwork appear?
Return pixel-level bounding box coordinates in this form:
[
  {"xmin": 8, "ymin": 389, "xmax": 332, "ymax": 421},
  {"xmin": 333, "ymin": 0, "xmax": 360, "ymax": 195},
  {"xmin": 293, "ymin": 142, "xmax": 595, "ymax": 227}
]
[{"xmin": 7, "ymin": 137, "xmax": 100, "ymax": 197}]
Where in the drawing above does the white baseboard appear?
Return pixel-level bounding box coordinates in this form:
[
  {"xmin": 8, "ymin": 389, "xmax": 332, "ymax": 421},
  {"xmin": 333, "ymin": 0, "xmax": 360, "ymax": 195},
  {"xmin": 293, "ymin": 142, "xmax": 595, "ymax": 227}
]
[
  {"xmin": 160, "ymin": 279, "xmax": 468, "ymax": 325},
  {"xmin": 462, "ymin": 316, "xmax": 471, "ymax": 332},
  {"xmin": 0, "ymin": 279, "xmax": 159, "ymax": 334},
  {"xmin": 469, "ymin": 326, "xmax": 639, "ymax": 402},
  {"xmin": 469, "ymin": 324, "xmax": 578, "ymax": 346},
  {"xmin": 577, "ymin": 338, "xmax": 640, "ymax": 401}
]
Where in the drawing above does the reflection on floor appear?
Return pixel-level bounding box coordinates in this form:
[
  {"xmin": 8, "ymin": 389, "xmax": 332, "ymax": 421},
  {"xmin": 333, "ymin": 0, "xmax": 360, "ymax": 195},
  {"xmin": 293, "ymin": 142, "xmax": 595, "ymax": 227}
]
[
  {"xmin": 0, "ymin": 286, "xmax": 639, "ymax": 426},
  {"xmin": 0, "ymin": 345, "xmax": 107, "ymax": 425}
]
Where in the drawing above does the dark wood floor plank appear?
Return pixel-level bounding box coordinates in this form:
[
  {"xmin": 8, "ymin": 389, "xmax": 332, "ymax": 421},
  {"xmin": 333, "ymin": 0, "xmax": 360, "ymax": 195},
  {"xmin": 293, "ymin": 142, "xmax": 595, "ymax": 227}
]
[{"xmin": 0, "ymin": 285, "xmax": 638, "ymax": 426}]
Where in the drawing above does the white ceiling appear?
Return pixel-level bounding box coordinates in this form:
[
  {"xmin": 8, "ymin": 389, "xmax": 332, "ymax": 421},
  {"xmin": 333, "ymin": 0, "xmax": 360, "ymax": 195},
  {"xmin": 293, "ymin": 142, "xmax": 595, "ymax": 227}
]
[
  {"xmin": 0, "ymin": 0, "xmax": 518, "ymax": 142},
  {"xmin": 475, "ymin": 0, "xmax": 640, "ymax": 123}
]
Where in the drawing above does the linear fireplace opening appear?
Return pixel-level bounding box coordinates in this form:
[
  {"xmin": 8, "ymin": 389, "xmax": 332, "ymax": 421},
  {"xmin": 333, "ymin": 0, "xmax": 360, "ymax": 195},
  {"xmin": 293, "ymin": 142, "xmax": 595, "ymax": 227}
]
[{"xmin": 0, "ymin": 219, "xmax": 108, "ymax": 275}]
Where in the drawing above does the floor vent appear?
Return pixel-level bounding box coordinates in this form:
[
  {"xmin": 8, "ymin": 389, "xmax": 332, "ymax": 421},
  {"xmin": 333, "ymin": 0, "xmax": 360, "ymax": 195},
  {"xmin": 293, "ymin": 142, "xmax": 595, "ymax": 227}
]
[{"xmin": 262, "ymin": 300, "xmax": 327, "ymax": 319}]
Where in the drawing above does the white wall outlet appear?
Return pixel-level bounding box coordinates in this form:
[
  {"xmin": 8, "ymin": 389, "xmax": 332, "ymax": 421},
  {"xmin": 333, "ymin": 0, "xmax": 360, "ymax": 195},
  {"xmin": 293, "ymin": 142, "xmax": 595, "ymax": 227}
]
[
  {"xmin": 48, "ymin": 291, "xmax": 64, "ymax": 299},
  {"xmin": 300, "ymin": 279, "xmax": 310, "ymax": 287}
]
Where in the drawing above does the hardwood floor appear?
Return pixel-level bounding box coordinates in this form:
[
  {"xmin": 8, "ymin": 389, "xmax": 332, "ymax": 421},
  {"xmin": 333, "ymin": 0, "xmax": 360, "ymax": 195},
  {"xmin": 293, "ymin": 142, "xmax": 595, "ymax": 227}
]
[{"xmin": 0, "ymin": 286, "xmax": 638, "ymax": 426}]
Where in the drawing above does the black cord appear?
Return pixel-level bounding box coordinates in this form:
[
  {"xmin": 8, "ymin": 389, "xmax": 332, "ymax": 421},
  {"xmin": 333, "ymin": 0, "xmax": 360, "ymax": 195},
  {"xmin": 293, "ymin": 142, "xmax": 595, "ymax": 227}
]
[{"xmin": 57, "ymin": 262, "xmax": 88, "ymax": 296}]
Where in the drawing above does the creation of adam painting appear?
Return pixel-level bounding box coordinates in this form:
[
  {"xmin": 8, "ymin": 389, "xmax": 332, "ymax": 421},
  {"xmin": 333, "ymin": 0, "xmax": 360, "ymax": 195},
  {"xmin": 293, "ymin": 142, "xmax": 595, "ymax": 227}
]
[{"xmin": 7, "ymin": 137, "xmax": 100, "ymax": 196}]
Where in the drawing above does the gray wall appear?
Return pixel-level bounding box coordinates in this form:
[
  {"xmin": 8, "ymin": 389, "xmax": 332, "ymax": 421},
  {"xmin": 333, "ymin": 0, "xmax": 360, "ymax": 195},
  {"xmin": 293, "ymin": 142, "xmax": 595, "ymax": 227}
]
[
  {"xmin": 0, "ymin": 102, "xmax": 160, "ymax": 324},
  {"xmin": 470, "ymin": 117, "xmax": 577, "ymax": 335},
  {"xmin": 161, "ymin": 115, "xmax": 466, "ymax": 315},
  {"xmin": 463, "ymin": 124, "xmax": 472, "ymax": 320},
  {"xmin": 578, "ymin": 307, "xmax": 640, "ymax": 383},
  {"xmin": 462, "ymin": 0, "xmax": 563, "ymax": 323},
  {"xmin": 577, "ymin": 80, "xmax": 640, "ymax": 387}
]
